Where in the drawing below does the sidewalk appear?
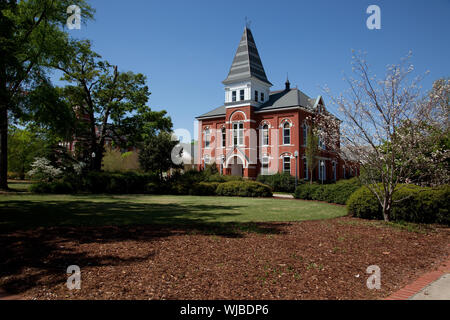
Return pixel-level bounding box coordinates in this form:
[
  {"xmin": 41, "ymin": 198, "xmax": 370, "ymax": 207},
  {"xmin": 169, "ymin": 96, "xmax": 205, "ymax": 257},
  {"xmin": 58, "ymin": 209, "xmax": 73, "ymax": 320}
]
[{"xmin": 386, "ymin": 259, "xmax": 450, "ymax": 300}]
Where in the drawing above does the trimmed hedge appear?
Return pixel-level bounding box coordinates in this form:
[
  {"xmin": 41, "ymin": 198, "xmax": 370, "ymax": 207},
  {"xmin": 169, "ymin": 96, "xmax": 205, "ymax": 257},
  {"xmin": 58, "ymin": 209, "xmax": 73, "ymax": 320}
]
[
  {"xmin": 294, "ymin": 178, "xmax": 361, "ymax": 204},
  {"xmin": 256, "ymin": 173, "xmax": 296, "ymax": 193},
  {"xmin": 216, "ymin": 181, "xmax": 273, "ymax": 197},
  {"xmin": 347, "ymin": 184, "xmax": 450, "ymax": 225}
]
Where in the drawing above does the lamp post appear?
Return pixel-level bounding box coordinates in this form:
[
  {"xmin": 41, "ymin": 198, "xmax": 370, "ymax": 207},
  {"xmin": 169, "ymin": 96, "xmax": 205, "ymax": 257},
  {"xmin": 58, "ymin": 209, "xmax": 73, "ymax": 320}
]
[
  {"xmin": 320, "ymin": 160, "xmax": 324, "ymax": 185},
  {"xmin": 294, "ymin": 151, "xmax": 298, "ymax": 187}
]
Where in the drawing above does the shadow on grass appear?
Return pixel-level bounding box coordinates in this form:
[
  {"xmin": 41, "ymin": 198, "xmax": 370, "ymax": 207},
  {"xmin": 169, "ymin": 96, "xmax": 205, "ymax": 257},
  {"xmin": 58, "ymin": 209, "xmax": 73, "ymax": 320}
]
[{"xmin": 0, "ymin": 198, "xmax": 288, "ymax": 295}]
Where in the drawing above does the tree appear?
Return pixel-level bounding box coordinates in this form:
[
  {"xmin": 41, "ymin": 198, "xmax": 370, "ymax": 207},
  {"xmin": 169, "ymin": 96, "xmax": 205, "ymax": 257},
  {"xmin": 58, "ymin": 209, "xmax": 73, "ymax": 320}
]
[
  {"xmin": 326, "ymin": 52, "xmax": 448, "ymax": 221},
  {"xmin": 0, "ymin": 0, "xmax": 94, "ymax": 189},
  {"xmin": 52, "ymin": 39, "xmax": 172, "ymax": 171},
  {"xmin": 304, "ymin": 126, "xmax": 319, "ymax": 184},
  {"xmin": 139, "ymin": 132, "xmax": 182, "ymax": 180},
  {"xmin": 7, "ymin": 126, "xmax": 46, "ymax": 179}
]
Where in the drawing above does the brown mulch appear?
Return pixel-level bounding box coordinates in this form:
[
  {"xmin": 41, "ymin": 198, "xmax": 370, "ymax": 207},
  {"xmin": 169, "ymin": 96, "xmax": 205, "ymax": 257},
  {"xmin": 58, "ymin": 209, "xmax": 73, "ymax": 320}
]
[{"xmin": 0, "ymin": 217, "xmax": 448, "ymax": 300}]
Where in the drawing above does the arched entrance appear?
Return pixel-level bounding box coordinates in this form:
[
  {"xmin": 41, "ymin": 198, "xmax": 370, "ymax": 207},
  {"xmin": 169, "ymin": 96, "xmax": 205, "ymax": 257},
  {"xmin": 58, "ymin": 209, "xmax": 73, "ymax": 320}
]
[{"xmin": 229, "ymin": 155, "xmax": 243, "ymax": 177}]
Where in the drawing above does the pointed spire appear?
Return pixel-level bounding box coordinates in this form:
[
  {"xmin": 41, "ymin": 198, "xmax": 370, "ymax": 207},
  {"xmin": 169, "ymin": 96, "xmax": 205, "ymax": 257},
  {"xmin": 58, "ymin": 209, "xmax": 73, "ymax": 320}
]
[
  {"xmin": 285, "ymin": 73, "xmax": 290, "ymax": 90},
  {"xmin": 222, "ymin": 27, "xmax": 272, "ymax": 86}
]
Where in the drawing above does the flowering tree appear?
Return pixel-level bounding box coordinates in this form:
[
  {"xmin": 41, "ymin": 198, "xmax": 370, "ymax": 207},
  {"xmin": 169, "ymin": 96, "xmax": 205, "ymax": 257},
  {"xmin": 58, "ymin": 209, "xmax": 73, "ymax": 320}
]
[
  {"xmin": 28, "ymin": 157, "xmax": 62, "ymax": 182},
  {"xmin": 326, "ymin": 52, "xmax": 449, "ymax": 222}
]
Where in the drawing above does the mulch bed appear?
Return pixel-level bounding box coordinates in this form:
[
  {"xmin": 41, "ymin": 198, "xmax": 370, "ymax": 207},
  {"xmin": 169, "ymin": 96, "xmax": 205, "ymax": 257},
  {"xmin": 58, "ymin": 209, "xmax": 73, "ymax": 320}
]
[{"xmin": 0, "ymin": 217, "xmax": 448, "ymax": 300}]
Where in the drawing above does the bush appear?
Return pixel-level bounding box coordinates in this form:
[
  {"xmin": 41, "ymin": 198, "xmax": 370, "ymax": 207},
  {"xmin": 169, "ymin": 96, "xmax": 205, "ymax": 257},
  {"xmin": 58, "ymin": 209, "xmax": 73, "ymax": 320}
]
[
  {"xmin": 30, "ymin": 181, "xmax": 74, "ymax": 194},
  {"xmin": 216, "ymin": 181, "xmax": 272, "ymax": 197},
  {"xmin": 294, "ymin": 178, "xmax": 361, "ymax": 204},
  {"xmin": 347, "ymin": 184, "xmax": 450, "ymax": 225},
  {"xmin": 191, "ymin": 182, "xmax": 220, "ymax": 196},
  {"xmin": 257, "ymin": 173, "xmax": 296, "ymax": 193}
]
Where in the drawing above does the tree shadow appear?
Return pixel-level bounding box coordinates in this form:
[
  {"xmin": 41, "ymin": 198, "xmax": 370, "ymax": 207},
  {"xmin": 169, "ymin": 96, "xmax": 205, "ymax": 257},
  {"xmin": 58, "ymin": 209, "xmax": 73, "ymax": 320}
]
[{"xmin": 0, "ymin": 197, "xmax": 288, "ymax": 295}]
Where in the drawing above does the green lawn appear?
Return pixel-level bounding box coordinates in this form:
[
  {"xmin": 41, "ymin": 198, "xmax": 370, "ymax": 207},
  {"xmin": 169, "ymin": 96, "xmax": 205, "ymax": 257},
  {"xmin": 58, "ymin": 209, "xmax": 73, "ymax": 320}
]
[{"xmin": 0, "ymin": 194, "xmax": 346, "ymax": 231}]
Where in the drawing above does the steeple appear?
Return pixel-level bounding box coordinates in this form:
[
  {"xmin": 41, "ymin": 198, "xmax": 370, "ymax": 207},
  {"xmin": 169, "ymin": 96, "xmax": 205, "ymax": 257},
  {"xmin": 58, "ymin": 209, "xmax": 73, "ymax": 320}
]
[
  {"xmin": 222, "ymin": 27, "xmax": 272, "ymax": 86},
  {"xmin": 285, "ymin": 73, "xmax": 290, "ymax": 90}
]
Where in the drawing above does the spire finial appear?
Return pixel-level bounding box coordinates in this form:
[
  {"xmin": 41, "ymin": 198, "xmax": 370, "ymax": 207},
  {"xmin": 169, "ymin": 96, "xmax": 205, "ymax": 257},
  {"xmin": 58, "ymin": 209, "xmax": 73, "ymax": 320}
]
[
  {"xmin": 285, "ymin": 73, "xmax": 291, "ymax": 90},
  {"xmin": 245, "ymin": 16, "xmax": 252, "ymax": 29}
]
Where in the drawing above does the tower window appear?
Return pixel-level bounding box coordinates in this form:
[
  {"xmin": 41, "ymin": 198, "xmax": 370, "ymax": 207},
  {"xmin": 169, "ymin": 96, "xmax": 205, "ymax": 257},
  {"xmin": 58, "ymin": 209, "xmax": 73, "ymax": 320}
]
[
  {"xmin": 260, "ymin": 92, "xmax": 264, "ymax": 102},
  {"xmin": 255, "ymin": 90, "xmax": 258, "ymax": 102},
  {"xmin": 240, "ymin": 89, "xmax": 245, "ymax": 101},
  {"xmin": 232, "ymin": 91, "xmax": 236, "ymax": 102}
]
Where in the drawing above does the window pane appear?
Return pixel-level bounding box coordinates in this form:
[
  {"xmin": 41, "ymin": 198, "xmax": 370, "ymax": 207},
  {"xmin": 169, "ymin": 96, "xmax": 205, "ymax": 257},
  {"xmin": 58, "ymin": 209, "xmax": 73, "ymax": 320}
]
[
  {"xmin": 222, "ymin": 128, "xmax": 226, "ymax": 147},
  {"xmin": 255, "ymin": 90, "xmax": 258, "ymax": 102},
  {"xmin": 284, "ymin": 157, "xmax": 290, "ymax": 173},
  {"xmin": 232, "ymin": 91, "xmax": 236, "ymax": 102},
  {"xmin": 240, "ymin": 90, "xmax": 245, "ymax": 101},
  {"xmin": 239, "ymin": 123, "xmax": 243, "ymax": 145}
]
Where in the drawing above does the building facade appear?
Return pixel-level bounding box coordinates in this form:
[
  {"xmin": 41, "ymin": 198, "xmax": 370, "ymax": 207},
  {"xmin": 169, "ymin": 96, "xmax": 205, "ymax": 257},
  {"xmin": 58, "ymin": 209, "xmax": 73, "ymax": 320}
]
[{"xmin": 196, "ymin": 27, "xmax": 356, "ymax": 181}]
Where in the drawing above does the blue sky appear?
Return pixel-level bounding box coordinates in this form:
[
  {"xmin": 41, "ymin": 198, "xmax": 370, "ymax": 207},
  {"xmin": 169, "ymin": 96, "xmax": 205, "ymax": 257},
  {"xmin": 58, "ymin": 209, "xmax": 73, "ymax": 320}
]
[{"xmin": 66, "ymin": 0, "xmax": 450, "ymax": 138}]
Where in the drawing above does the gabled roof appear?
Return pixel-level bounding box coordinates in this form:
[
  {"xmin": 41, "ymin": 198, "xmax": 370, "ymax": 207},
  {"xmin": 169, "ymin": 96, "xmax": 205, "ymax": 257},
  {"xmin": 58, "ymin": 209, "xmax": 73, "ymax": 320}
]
[{"xmin": 222, "ymin": 27, "xmax": 272, "ymax": 86}]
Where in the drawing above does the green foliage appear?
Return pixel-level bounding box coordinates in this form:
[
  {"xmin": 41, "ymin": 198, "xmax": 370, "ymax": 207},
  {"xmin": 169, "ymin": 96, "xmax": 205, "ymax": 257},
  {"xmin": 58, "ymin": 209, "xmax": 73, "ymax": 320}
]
[
  {"xmin": 347, "ymin": 184, "xmax": 450, "ymax": 225},
  {"xmin": 190, "ymin": 182, "xmax": 220, "ymax": 196},
  {"xmin": 139, "ymin": 132, "xmax": 181, "ymax": 179},
  {"xmin": 305, "ymin": 126, "xmax": 319, "ymax": 184},
  {"xmin": 101, "ymin": 146, "xmax": 140, "ymax": 172},
  {"xmin": 294, "ymin": 178, "xmax": 361, "ymax": 204},
  {"xmin": 216, "ymin": 181, "xmax": 273, "ymax": 197},
  {"xmin": 30, "ymin": 181, "xmax": 73, "ymax": 194},
  {"xmin": 257, "ymin": 173, "xmax": 296, "ymax": 193},
  {"xmin": 7, "ymin": 126, "xmax": 47, "ymax": 179}
]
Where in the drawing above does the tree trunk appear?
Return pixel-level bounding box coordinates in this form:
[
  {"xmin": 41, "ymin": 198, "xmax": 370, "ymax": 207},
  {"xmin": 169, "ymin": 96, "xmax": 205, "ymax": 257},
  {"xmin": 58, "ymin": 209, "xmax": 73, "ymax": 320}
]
[
  {"xmin": 382, "ymin": 197, "xmax": 391, "ymax": 222},
  {"xmin": 0, "ymin": 105, "xmax": 8, "ymax": 190}
]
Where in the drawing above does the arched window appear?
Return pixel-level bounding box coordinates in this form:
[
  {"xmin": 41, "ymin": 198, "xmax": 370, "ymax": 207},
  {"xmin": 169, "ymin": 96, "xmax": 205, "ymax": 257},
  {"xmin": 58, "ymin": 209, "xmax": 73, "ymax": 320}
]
[
  {"xmin": 221, "ymin": 127, "xmax": 226, "ymax": 148},
  {"xmin": 283, "ymin": 156, "xmax": 291, "ymax": 173},
  {"xmin": 204, "ymin": 128, "xmax": 210, "ymax": 148},
  {"xmin": 262, "ymin": 124, "xmax": 269, "ymax": 146},
  {"xmin": 283, "ymin": 122, "xmax": 290, "ymax": 145}
]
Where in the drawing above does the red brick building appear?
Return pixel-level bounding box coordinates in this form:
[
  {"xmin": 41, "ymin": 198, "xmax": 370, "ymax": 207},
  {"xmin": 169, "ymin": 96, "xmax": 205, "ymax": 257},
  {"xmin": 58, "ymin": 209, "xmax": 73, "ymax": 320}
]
[{"xmin": 196, "ymin": 27, "xmax": 356, "ymax": 181}]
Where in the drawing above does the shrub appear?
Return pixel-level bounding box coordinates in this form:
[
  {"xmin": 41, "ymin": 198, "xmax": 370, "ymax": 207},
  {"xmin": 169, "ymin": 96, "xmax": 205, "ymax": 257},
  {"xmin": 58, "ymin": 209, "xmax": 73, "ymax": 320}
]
[
  {"xmin": 30, "ymin": 181, "xmax": 74, "ymax": 194},
  {"xmin": 346, "ymin": 187, "xmax": 382, "ymax": 220},
  {"xmin": 347, "ymin": 184, "xmax": 450, "ymax": 225},
  {"xmin": 294, "ymin": 178, "xmax": 361, "ymax": 204},
  {"xmin": 257, "ymin": 173, "xmax": 296, "ymax": 193},
  {"xmin": 216, "ymin": 181, "xmax": 272, "ymax": 197},
  {"xmin": 190, "ymin": 182, "xmax": 220, "ymax": 196}
]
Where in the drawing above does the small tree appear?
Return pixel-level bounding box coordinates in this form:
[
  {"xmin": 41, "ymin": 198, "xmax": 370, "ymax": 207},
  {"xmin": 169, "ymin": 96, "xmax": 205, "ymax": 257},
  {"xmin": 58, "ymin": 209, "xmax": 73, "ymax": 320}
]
[
  {"xmin": 305, "ymin": 126, "xmax": 319, "ymax": 184},
  {"xmin": 326, "ymin": 52, "xmax": 448, "ymax": 221},
  {"xmin": 139, "ymin": 132, "xmax": 182, "ymax": 180}
]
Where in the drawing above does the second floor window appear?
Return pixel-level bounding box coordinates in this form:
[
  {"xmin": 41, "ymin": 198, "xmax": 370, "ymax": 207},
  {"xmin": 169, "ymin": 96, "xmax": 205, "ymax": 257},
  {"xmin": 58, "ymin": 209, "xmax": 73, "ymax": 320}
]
[
  {"xmin": 222, "ymin": 127, "xmax": 226, "ymax": 147},
  {"xmin": 262, "ymin": 124, "xmax": 269, "ymax": 145},
  {"xmin": 240, "ymin": 89, "xmax": 245, "ymax": 101},
  {"xmin": 233, "ymin": 122, "xmax": 244, "ymax": 145},
  {"xmin": 255, "ymin": 90, "xmax": 258, "ymax": 102},
  {"xmin": 232, "ymin": 91, "xmax": 236, "ymax": 102},
  {"xmin": 283, "ymin": 122, "xmax": 290, "ymax": 145},
  {"xmin": 204, "ymin": 128, "xmax": 210, "ymax": 148}
]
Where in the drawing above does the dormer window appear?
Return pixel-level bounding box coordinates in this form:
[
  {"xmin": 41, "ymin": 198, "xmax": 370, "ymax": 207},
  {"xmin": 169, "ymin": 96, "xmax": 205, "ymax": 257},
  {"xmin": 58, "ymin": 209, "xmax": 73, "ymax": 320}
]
[
  {"xmin": 240, "ymin": 89, "xmax": 245, "ymax": 101},
  {"xmin": 254, "ymin": 90, "xmax": 258, "ymax": 102},
  {"xmin": 232, "ymin": 91, "xmax": 236, "ymax": 102}
]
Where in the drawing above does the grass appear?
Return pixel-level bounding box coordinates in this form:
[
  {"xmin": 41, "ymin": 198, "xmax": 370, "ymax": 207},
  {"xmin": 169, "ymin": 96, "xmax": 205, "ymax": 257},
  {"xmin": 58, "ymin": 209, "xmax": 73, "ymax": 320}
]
[{"xmin": 0, "ymin": 194, "xmax": 346, "ymax": 231}]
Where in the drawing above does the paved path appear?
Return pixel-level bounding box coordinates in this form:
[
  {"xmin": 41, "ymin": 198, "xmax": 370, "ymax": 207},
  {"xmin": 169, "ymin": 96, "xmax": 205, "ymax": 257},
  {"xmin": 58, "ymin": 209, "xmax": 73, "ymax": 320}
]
[
  {"xmin": 386, "ymin": 259, "xmax": 450, "ymax": 300},
  {"xmin": 273, "ymin": 193, "xmax": 294, "ymax": 199}
]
